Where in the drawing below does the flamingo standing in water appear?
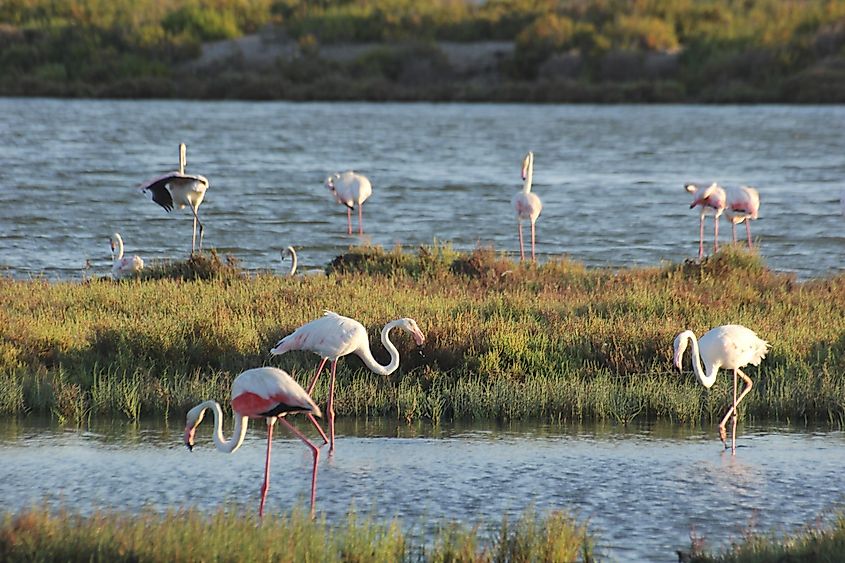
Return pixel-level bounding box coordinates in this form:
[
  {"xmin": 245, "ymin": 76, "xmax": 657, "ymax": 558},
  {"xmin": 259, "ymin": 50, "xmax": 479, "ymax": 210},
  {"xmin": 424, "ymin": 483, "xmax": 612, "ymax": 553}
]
[
  {"xmin": 325, "ymin": 171, "xmax": 372, "ymax": 235},
  {"xmin": 109, "ymin": 232, "xmax": 144, "ymax": 279},
  {"xmin": 724, "ymin": 185, "xmax": 760, "ymax": 249},
  {"xmin": 512, "ymin": 151, "xmax": 542, "ymax": 262},
  {"xmin": 139, "ymin": 143, "xmax": 209, "ymax": 253},
  {"xmin": 673, "ymin": 324, "xmax": 769, "ymax": 453},
  {"xmin": 270, "ymin": 311, "xmax": 425, "ymax": 452},
  {"xmin": 685, "ymin": 182, "xmax": 727, "ymax": 259},
  {"xmin": 184, "ymin": 366, "xmax": 324, "ymax": 517}
]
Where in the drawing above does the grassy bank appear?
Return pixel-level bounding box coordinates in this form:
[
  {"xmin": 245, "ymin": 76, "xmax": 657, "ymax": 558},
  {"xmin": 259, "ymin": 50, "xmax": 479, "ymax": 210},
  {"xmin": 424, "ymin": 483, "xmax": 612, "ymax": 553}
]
[
  {"xmin": 688, "ymin": 514, "xmax": 845, "ymax": 563},
  {"xmin": 1, "ymin": 246, "xmax": 844, "ymax": 425},
  {"xmin": 0, "ymin": 506, "xmax": 594, "ymax": 562}
]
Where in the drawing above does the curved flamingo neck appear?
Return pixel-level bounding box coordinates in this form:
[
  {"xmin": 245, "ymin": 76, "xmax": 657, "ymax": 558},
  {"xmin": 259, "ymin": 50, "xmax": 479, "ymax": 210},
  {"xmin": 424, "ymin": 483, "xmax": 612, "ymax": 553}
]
[
  {"xmin": 286, "ymin": 247, "xmax": 298, "ymax": 276},
  {"xmin": 113, "ymin": 236, "xmax": 125, "ymax": 261},
  {"xmin": 198, "ymin": 400, "xmax": 249, "ymax": 453},
  {"xmin": 523, "ymin": 159, "xmax": 533, "ymax": 193},
  {"xmin": 354, "ymin": 320, "xmax": 403, "ymax": 376},
  {"xmin": 683, "ymin": 332, "xmax": 717, "ymax": 388}
]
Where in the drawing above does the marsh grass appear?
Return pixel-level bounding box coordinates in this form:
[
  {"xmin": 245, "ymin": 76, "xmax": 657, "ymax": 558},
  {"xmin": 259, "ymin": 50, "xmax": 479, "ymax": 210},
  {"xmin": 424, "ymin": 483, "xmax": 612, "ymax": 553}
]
[
  {"xmin": 688, "ymin": 513, "xmax": 845, "ymax": 562},
  {"xmin": 1, "ymin": 245, "xmax": 844, "ymax": 424},
  {"xmin": 139, "ymin": 250, "xmax": 244, "ymax": 281},
  {"xmin": 0, "ymin": 506, "xmax": 594, "ymax": 562}
]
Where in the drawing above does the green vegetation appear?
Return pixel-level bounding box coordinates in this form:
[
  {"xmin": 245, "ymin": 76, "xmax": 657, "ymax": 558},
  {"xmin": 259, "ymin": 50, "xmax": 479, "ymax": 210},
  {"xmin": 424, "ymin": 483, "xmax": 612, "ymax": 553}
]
[
  {"xmin": 688, "ymin": 513, "xmax": 845, "ymax": 562},
  {"xmin": 2, "ymin": 0, "xmax": 845, "ymax": 101},
  {"xmin": 0, "ymin": 506, "xmax": 595, "ymax": 562},
  {"xmin": 1, "ymin": 245, "xmax": 844, "ymax": 426}
]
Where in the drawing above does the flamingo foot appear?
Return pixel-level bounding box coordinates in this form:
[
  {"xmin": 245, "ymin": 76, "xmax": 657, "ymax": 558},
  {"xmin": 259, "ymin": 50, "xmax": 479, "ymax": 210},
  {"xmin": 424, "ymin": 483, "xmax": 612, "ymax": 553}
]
[{"xmin": 719, "ymin": 425, "xmax": 728, "ymax": 448}]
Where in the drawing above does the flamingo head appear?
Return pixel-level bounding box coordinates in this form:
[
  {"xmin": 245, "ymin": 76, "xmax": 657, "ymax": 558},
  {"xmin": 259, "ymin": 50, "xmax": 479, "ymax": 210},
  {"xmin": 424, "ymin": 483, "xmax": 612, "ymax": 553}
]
[
  {"xmin": 398, "ymin": 318, "xmax": 426, "ymax": 347},
  {"xmin": 281, "ymin": 246, "xmax": 294, "ymax": 261},
  {"xmin": 184, "ymin": 404, "xmax": 207, "ymax": 451},
  {"xmin": 521, "ymin": 152, "xmax": 534, "ymax": 180},
  {"xmin": 325, "ymin": 173, "xmax": 339, "ymax": 192}
]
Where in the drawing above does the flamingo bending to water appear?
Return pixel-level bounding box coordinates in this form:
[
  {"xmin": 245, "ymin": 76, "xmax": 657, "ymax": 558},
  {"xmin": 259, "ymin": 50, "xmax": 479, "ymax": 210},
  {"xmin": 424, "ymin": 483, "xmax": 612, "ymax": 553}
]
[
  {"xmin": 270, "ymin": 311, "xmax": 425, "ymax": 452},
  {"xmin": 724, "ymin": 185, "xmax": 760, "ymax": 248},
  {"xmin": 326, "ymin": 171, "xmax": 372, "ymax": 235},
  {"xmin": 184, "ymin": 366, "xmax": 324, "ymax": 517},
  {"xmin": 512, "ymin": 151, "xmax": 542, "ymax": 262},
  {"xmin": 685, "ymin": 182, "xmax": 726, "ymax": 259},
  {"xmin": 673, "ymin": 324, "xmax": 769, "ymax": 453},
  {"xmin": 139, "ymin": 143, "xmax": 209, "ymax": 253},
  {"xmin": 109, "ymin": 232, "xmax": 144, "ymax": 279}
]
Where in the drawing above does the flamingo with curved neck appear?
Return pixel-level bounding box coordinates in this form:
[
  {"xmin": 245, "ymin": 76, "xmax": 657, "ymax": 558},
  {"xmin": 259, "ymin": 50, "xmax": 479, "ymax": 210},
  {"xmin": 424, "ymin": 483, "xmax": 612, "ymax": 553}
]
[
  {"xmin": 511, "ymin": 151, "xmax": 542, "ymax": 262},
  {"xmin": 270, "ymin": 311, "xmax": 425, "ymax": 451},
  {"xmin": 184, "ymin": 367, "xmax": 324, "ymax": 517},
  {"xmin": 109, "ymin": 232, "xmax": 144, "ymax": 279},
  {"xmin": 673, "ymin": 324, "xmax": 769, "ymax": 453}
]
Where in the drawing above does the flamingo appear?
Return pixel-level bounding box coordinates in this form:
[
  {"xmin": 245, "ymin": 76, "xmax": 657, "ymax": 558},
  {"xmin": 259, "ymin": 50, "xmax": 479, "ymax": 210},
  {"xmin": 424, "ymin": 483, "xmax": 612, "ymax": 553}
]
[
  {"xmin": 184, "ymin": 366, "xmax": 324, "ymax": 517},
  {"xmin": 139, "ymin": 143, "xmax": 209, "ymax": 253},
  {"xmin": 281, "ymin": 246, "xmax": 326, "ymax": 278},
  {"xmin": 685, "ymin": 182, "xmax": 727, "ymax": 259},
  {"xmin": 109, "ymin": 232, "xmax": 144, "ymax": 279},
  {"xmin": 325, "ymin": 171, "xmax": 372, "ymax": 235},
  {"xmin": 673, "ymin": 324, "xmax": 769, "ymax": 453},
  {"xmin": 724, "ymin": 185, "xmax": 760, "ymax": 249},
  {"xmin": 512, "ymin": 151, "xmax": 542, "ymax": 262},
  {"xmin": 270, "ymin": 311, "xmax": 425, "ymax": 452}
]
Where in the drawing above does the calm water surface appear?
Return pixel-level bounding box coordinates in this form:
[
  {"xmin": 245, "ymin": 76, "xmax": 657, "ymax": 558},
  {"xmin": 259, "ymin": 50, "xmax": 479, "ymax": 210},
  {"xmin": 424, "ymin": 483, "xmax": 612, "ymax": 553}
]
[
  {"xmin": 1, "ymin": 100, "xmax": 844, "ymax": 279},
  {"xmin": 2, "ymin": 418, "xmax": 843, "ymax": 562}
]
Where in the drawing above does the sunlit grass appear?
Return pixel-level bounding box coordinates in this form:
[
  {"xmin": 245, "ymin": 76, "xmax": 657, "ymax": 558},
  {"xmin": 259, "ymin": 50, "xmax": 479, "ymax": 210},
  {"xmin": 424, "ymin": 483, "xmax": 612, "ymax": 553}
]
[
  {"xmin": 0, "ymin": 506, "xmax": 594, "ymax": 563},
  {"xmin": 1, "ymin": 245, "xmax": 844, "ymax": 425}
]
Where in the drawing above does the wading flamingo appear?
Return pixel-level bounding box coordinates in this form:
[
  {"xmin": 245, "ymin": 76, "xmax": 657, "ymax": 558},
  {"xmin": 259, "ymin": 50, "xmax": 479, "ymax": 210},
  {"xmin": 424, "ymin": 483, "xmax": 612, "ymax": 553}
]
[
  {"xmin": 685, "ymin": 182, "xmax": 726, "ymax": 259},
  {"xmin": 281, "ymin": 246, "xmax": 326, "ymax": 278},
  {"xmin": 325, "ymin": 171, "xmax": 372, "ymax": 235},
  {"xmin": 270, "ymin": 311, "xmax": 425, "ymax": 452},
  {"xmin": 724, "ymin": 185, "xmax": 760, "ymax": 249},
  {"xmin": 184, "ymin": 366, "xmax": 324, "ymax": 517},
  {"xmin": 109, "ymin": 232, "xmax": 144, "ymax": 279},
  {"xmin": 512, "ymin": 151, "xmax": 542, "ymax": 262},
  {"xmin": 673, "ymin": 324, "xmax": 769, "ymax": 453},
  {"xmin": 139, "ymin": 143, "xmax": 209, "ymax": 253}
]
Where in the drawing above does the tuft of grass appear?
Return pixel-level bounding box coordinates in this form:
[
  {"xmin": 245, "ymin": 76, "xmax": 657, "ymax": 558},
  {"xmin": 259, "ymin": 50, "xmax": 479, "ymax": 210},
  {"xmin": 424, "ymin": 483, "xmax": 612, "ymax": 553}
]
[
  {"xmin": 139, "ymin": 250, "xmax": 244, "ymax": 281},
  {"xmin": 0, "ymin": 506, "xmax": 594, "ymax": 562},
  {"xmin": 687, "ymin": 513, "xmax": 845, "ymax": 563}
]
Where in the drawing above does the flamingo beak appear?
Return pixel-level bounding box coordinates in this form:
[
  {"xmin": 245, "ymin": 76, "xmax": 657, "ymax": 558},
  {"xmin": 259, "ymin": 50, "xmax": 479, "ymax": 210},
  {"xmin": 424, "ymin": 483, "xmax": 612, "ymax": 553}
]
[
  {"xmin": 184, "ymin": 427, "xmax": 196, "ymax": 450},
  {"xmin": 689, "ymin": 202, "xmax": 696, "ymax": 209}
]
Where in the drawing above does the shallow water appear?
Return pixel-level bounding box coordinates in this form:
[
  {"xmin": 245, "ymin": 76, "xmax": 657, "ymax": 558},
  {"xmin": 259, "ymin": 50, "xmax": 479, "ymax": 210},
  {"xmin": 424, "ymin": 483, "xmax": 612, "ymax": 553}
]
[
  {"xmin": 2, "ymin": 417, "xmax": 843, "ymax": 562},
  {"xmin": 1, "ymin": 100, "xmax": 844, "ymax": 280}
]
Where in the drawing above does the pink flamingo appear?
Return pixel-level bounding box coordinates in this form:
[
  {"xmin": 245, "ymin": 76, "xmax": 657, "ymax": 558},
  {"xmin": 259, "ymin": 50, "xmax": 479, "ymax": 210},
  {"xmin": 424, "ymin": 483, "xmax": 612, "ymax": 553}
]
[
  {"xmin": 109, "ymin": 232, "xmax": 144, "ymax": 279},
  {"xmin": 184, "ymin": 366, "xmax": 324, "ymax": 517},
  {"xmin": 685, "ymin": 182, "xmax": 727, "ymax": 259},
  {"xmin": 724, "ymin": 185, "xmax": 760, "ymax": 248},
  {"xmin": 270, "ymin": 311, "xmax": 425, "ymax": 452},
  {"xmin": 512, "ymin": 151, "xmax": 542, "ymax": 262},
  {"xmin": 673, "ymin": 324, "xmax": 769, "ymax": 454},
  {"xmin": 325, "ymin": 171, "xmax": 372, "ymax": 235}
]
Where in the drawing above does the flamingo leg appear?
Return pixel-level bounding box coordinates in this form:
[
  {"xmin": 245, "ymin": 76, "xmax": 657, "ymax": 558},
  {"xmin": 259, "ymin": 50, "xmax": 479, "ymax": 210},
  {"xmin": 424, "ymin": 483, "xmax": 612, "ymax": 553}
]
[
  {"xmin": 327, "ymin": 360, "xmax": 338, "ymax": 452},
  {"xmin": 306, "ymin": 358, "xmax": 329, "ymax": 395},
  {"xmin": 517, "ymin": 219, "xmax": 525, "ymax": 261},
  {"xmin": 190, "ymin": 205, "xmax": 204, "ymax": 254},
  {"xmin": 358, "ymin": 203, "xmax": 364, "ymax": 235},
  {"xmin": 746, "ymin": 221, "xmax": 753, "ymax": 249},
  {"xmin": 731, "ymin": 369, "xmax": 738, "ymax": 454},
  {"xmin": 258, "ymin": 417, "xmax": 276, "ymax": 517},
  {"xmin": 718, "ymin": 368, "xmax": 754, "ymax": 452},
  {"xmin": 191, "ymin": 212, "xmax": 197, "ymax": 254},
  {"xmin": 277, "ymin": 417, "xmax": 320, "ymax": 519},
  {"xmin": 698, "ymin": 214, "xmax": 705, "ymax": 260},
  {"xmin": 731, "ymin": 222, "xmax": 737, "ymax": 244},
  {"xmin": 530, "ymin": 220, "xmax": 536, "ymax": 262},
  {"xmin": 346, "ymin": 208, "xmax": 353, "ymax": 235},
  {"xmin": 305, "ymin": 358, "xmax": 330, "ymax": 445},
  {"xmin": 713, "ymin": 215, "xmax": 720, "ymax": 253}
]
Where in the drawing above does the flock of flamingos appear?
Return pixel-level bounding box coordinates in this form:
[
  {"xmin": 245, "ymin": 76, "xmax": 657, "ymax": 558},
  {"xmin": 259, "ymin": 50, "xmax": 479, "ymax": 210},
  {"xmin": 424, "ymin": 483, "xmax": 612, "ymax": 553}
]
[{"xmin": 112, "ymin": 144, "xmax": 769, "ymax": 517}]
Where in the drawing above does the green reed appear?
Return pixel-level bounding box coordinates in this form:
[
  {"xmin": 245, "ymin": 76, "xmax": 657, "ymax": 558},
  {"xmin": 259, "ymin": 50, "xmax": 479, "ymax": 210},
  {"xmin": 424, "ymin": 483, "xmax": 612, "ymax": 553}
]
[
  {"xmin": 1, "ymin": 245, "xmax": 844, "ymax": 425},
  {"xmin": 0, "ymin": 506, "xmax": 594, "ymax": 563}
]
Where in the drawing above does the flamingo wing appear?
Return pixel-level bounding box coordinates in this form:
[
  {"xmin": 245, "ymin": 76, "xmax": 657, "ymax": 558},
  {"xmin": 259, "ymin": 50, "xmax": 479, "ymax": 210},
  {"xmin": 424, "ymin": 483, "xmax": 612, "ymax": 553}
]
[
  {"xmin": 271, "ymin": 311, "xmax": 365, "ymax": 359},
  {"xmin": 231, "ymin": 367, "xmax": 321, "ymax": 418},
  {"xmin": 139, "ymin": 173, "xmax": 177, "ymax": 211}
]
